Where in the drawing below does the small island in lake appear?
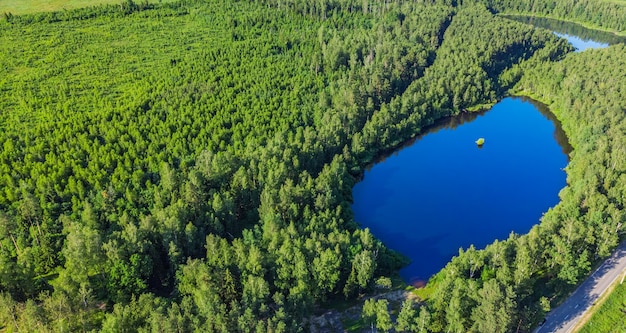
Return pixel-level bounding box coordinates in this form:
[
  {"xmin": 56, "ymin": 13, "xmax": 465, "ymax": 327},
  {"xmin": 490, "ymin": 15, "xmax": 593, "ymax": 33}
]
[{"xmin": 476, "ymin": 137, "xmax": 485, "ymax": 145}]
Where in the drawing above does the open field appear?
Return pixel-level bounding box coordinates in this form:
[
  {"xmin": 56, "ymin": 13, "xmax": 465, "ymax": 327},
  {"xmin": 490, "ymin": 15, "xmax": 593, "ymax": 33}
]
[
  {"xmin": 603, "ymin": 0, "xmax": 626, "ymax": 4},
  {"xmin": 0, "ymin": 0, "xmax": 174, "ymax": 16}
]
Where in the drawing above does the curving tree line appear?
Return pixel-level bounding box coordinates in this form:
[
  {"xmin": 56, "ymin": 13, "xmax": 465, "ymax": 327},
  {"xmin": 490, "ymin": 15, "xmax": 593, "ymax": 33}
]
[{"xmin": 1, "ymin": 0, "xmax": 623, "ymax": 331}]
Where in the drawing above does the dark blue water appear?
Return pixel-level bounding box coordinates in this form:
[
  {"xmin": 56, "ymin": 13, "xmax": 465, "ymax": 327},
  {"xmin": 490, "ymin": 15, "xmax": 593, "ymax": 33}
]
[{"xmin": 352, "ymin": 97, "xmax": 570, "ymax": 283}]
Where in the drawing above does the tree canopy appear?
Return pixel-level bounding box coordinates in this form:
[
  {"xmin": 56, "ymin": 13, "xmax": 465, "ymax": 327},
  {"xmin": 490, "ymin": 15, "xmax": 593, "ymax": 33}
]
[{"xmin": 0, "ymin": 0, "xmax": 624, "ymax": 331}]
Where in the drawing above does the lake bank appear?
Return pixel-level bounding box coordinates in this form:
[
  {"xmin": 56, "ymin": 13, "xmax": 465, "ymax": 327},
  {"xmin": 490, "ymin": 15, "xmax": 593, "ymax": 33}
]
[{"xmin": 352, "ymin": 97, "xmax": 570, "ymax": 283}]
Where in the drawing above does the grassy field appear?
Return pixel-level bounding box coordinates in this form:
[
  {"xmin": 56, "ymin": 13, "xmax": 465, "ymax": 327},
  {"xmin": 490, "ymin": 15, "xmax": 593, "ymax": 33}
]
[
  {"xmin": 0, "ymin": 0, "xmax": 174, "ymax": 16},
  {"xmin": 577, "ymin": 277, "xmax": 626, "ymax": 333}
]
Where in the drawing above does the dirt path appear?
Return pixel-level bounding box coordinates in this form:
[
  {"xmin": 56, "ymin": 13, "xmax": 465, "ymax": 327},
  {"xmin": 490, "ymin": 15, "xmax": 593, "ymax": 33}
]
[{"xmin": 309, "ymin": 289, "xmax": 419, "ymax": 333}]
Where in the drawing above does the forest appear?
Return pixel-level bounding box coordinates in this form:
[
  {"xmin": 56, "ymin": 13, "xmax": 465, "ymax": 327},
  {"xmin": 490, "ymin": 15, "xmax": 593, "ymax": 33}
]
[{"xmin": 0, "ymin": 0, "xmax": 625, "ymax": 332}]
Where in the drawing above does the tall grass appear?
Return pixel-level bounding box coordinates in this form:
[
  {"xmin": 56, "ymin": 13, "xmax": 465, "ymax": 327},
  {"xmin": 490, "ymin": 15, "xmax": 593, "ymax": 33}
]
[{"xmin": 0, "ymin": 0, "xmax": 174, "ymax": 16}]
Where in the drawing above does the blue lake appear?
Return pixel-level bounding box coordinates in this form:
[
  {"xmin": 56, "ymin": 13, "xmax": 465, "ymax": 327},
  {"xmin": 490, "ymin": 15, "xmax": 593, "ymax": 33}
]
[{"xmin": 351, "ymin": 97, "xmax": 570, "ymax": 283}]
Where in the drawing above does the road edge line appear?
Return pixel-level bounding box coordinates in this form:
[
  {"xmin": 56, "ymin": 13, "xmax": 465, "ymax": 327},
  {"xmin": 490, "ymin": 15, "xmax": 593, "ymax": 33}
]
[{"xmin": 569, "ymin": 267, "xmax": 626, "ymax": 332}]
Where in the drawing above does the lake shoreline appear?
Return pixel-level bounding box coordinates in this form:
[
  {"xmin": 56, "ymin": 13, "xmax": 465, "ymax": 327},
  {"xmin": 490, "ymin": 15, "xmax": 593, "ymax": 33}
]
[
  {"xmin": 498, "ymin": 12, "xmax": 626, "ymax": 37},
  {"xmin": 352, "ymin": 96, "xmax": 570, "ymax": 282}
]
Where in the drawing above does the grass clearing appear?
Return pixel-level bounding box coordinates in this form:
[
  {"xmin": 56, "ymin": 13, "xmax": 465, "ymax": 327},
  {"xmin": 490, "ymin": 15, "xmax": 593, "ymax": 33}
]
[
  {"xmin": 0, "ymin": 0, "xmax": 175, "ymax": 16},
  {"xmin": 602, "ymin": 0, "xmax": 626, "ymax": 5}
]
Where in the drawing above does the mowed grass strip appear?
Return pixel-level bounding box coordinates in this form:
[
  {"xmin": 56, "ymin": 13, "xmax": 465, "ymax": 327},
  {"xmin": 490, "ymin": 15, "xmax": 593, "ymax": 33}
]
[{"xmin": 0, "ymin": 0, "xmax": 175, "ymax": 16}]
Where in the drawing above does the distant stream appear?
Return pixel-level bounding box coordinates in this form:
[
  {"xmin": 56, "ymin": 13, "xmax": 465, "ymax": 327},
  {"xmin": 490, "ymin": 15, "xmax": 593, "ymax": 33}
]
[{"xmin": 502, "ymin": 15, "xmax": 626, "ymax": 51}]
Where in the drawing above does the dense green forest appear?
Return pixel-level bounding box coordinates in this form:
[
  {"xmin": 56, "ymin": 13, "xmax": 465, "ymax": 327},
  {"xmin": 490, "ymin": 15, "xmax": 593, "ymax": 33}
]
[{"xmin": 0, "ymin": 0, "xmax": 624, "ymax": 331}]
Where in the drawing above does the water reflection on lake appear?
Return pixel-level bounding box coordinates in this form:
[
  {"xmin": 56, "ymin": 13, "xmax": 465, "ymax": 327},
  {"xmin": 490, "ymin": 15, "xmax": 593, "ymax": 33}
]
[
  {"xmin": 554, "ymin": 32, "xmax": 608, "ymax": 51},
  {"xmin": 503, "ymin": 15, "xmax": 626, "ymax": 51},
  {"xmin": 351, "ymin": 97, "xmax": 570, "ymax": 283}
]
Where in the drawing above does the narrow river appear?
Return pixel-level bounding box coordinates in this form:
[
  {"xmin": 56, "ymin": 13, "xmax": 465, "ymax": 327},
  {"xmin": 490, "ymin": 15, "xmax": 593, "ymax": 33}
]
[{"xmin": 502, "ymin": 15, "xmax": 626, "ymax": 51}]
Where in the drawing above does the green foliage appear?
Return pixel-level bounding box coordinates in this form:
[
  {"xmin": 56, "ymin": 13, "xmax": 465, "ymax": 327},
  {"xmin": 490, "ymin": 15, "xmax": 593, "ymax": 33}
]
[
  {"xmin": 362, "ymin": 298, "xmax": 393, "ymax": 332},
  {"xmin": 418, "ymin": 35, "xmax": 626, "ymax": 333},
  {"xmin": 2, "ymin": 1, "xmax": 475, "ymax": 327},
  {"xmin": 471, "ymin": 279, "xmax": 516, "ymax": 333},
  {"xmin": 0, "ymin": 0, "xmax": 176, "ymax": 17},
  {"xmin": 0, "ymin": 0, "xmax": 603, "ymax": 331}
]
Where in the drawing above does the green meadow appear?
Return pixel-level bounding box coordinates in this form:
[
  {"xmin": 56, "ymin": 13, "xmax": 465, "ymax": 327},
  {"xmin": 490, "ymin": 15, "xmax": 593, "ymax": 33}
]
[{"xmin": 0, "ymin": 0, "xmax": 173, "ymax": 16}]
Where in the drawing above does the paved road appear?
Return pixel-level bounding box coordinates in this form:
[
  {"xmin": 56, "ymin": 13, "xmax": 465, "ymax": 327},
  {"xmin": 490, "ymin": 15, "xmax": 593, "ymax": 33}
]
[{"xmin": 535, "ymin": 241, "xmax": 626, "ymax": 333}]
